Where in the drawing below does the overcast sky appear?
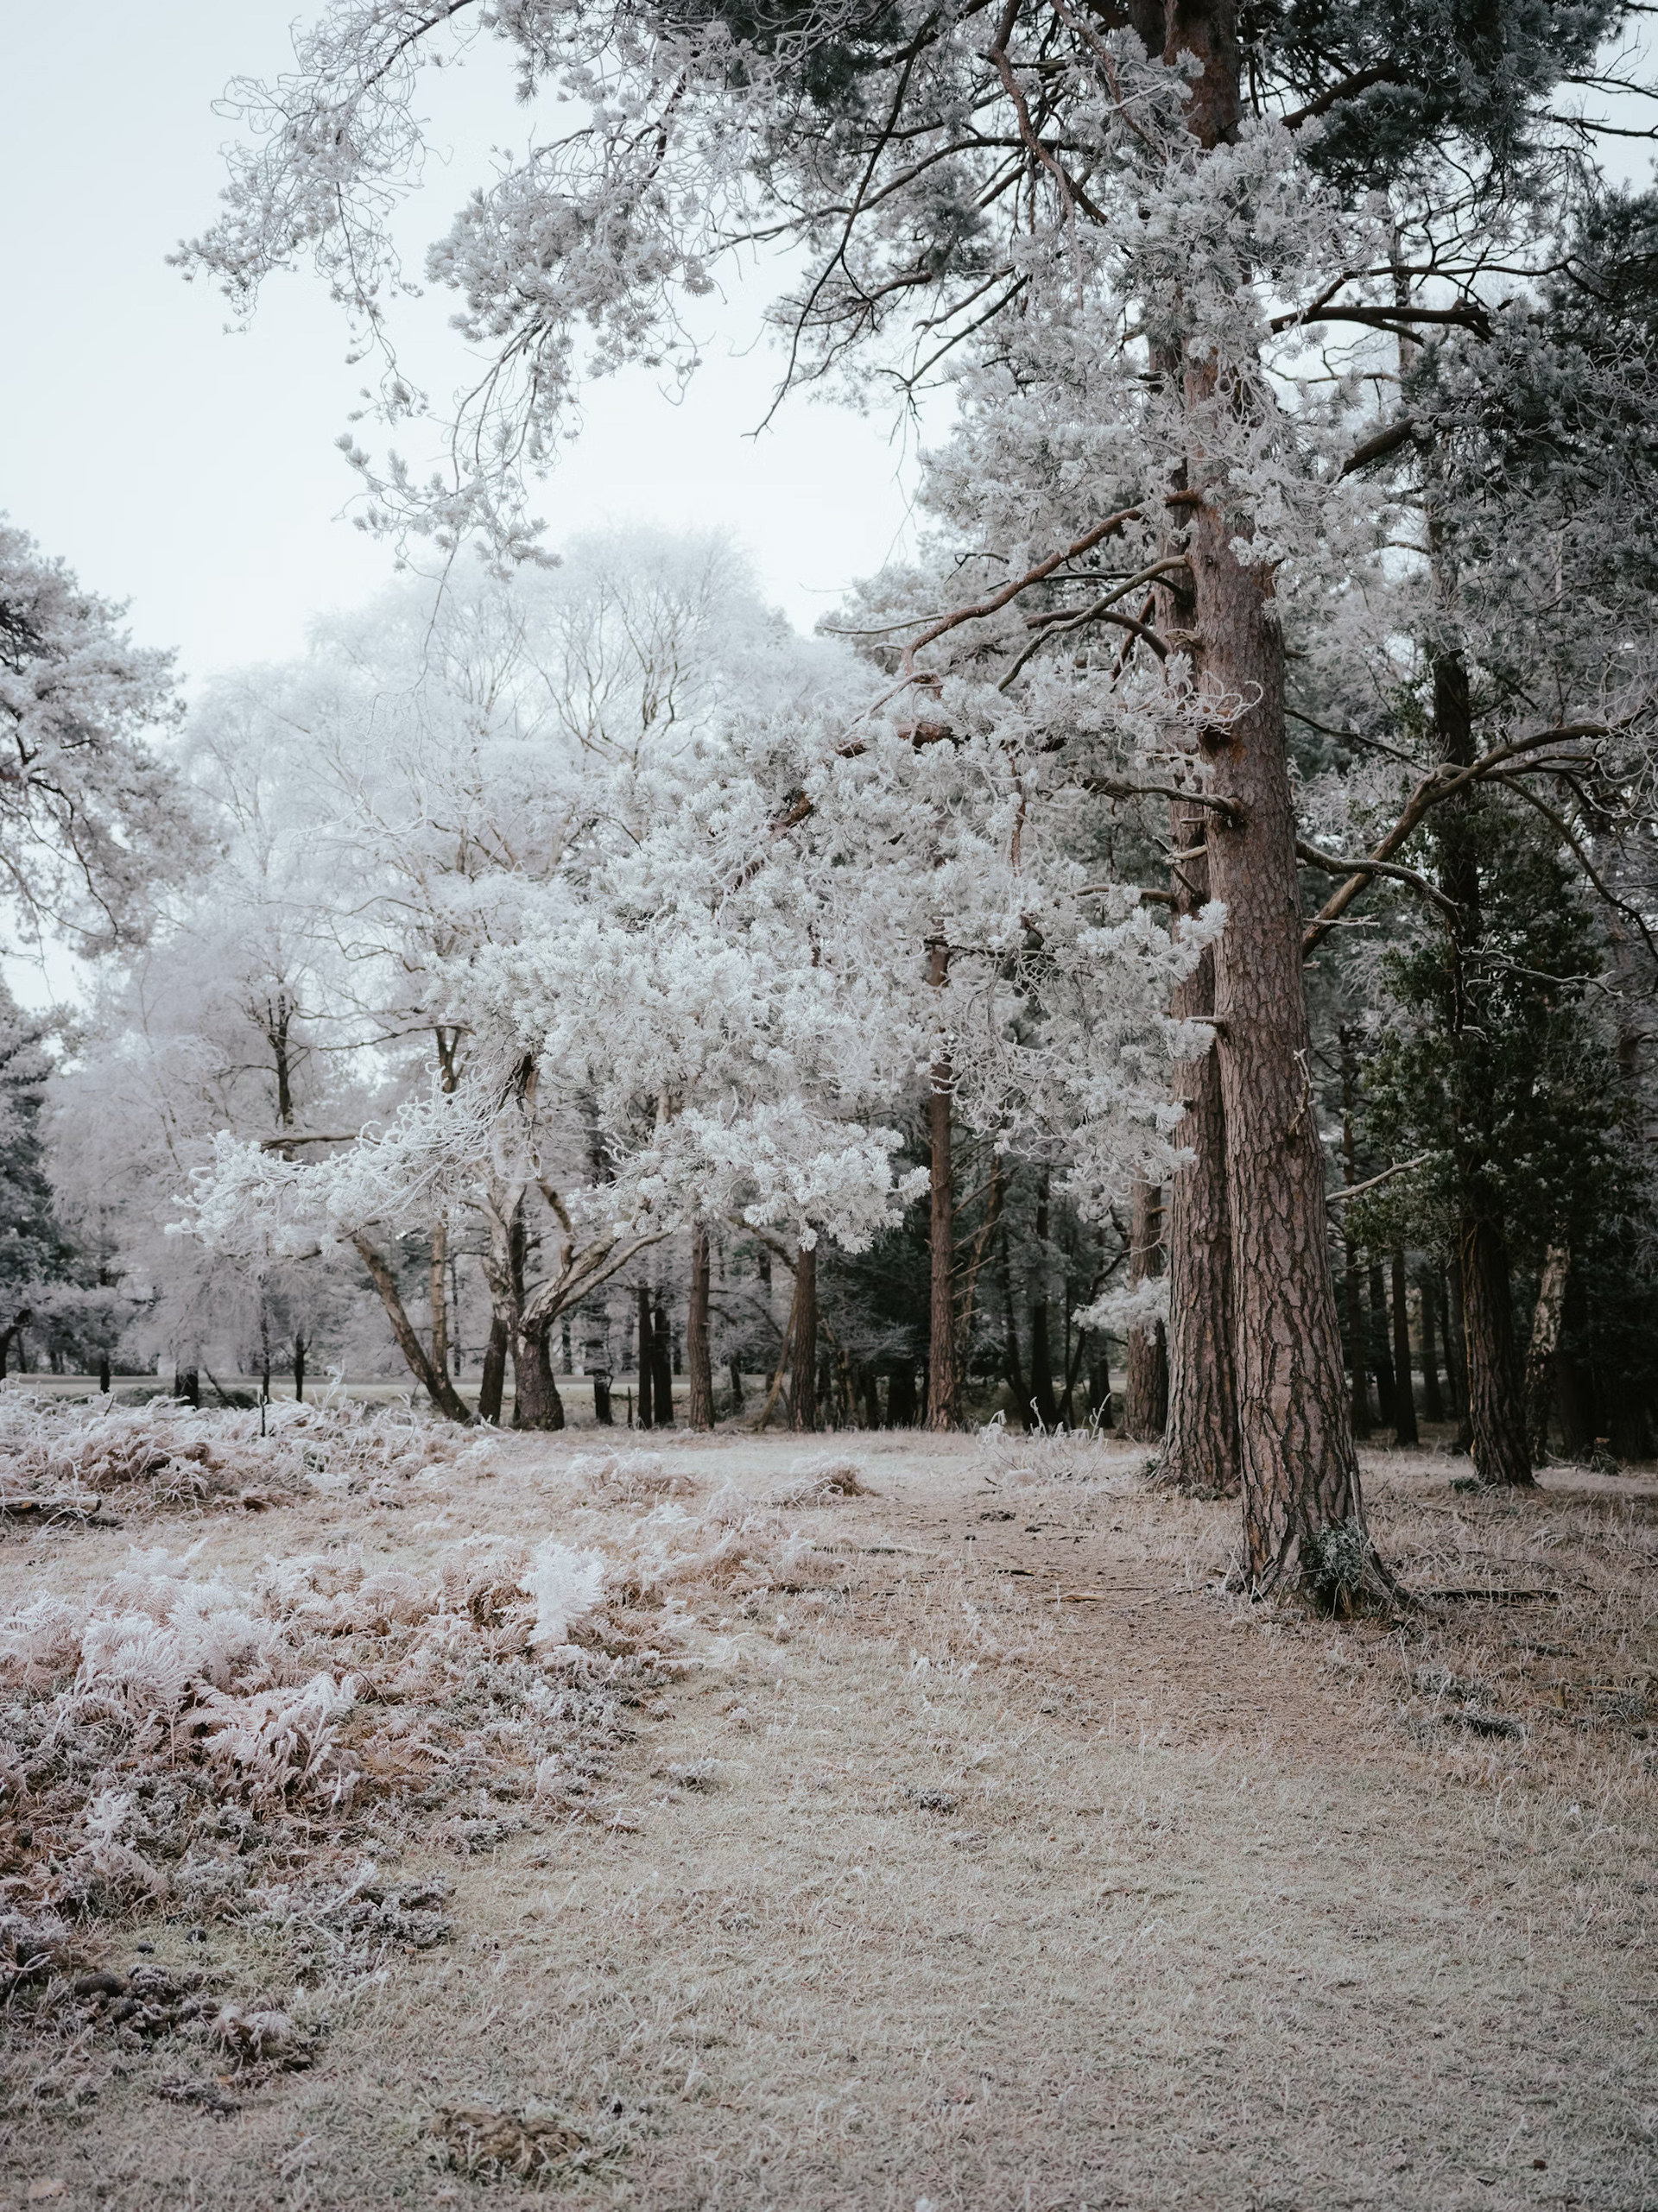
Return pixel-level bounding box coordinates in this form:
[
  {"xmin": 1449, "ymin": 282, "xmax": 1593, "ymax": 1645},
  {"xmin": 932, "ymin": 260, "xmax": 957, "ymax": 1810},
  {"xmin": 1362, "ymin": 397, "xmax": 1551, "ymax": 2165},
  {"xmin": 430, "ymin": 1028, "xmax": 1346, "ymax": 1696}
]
[{"xmin": 3, "ymin": 2, "xmax": 932, "ymax": 688}]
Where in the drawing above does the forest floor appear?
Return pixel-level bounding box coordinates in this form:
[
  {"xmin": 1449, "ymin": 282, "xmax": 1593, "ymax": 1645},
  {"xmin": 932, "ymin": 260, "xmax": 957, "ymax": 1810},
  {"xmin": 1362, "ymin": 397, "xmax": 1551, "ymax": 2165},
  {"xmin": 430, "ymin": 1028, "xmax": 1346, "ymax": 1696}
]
[{"xmin": 2, "ymin": 1422, "xmax": 1655, "ymax": 2212}]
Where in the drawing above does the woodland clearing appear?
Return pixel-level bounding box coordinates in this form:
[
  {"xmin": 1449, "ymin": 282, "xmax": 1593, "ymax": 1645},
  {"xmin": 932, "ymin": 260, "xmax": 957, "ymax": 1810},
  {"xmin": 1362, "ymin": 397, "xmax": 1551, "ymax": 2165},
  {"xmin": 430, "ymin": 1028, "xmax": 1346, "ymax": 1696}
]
[{"xmin": 1, "ymin": 1410, "xmax": 1654, "ymax": 2212}]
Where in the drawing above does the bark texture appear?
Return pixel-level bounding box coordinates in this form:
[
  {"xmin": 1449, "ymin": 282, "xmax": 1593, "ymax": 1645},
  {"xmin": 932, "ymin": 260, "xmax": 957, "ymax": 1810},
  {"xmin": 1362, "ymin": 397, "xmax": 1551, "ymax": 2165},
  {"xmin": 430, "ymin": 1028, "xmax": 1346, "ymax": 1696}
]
[
  {"xmin": 925, "ymin": 944, "xmax": 961, "ymax": 1431},
  {"xmin": 1459, "ymin": 1217, "xmax": 1534, "ymax": 1486},
  {"xmin": 478, "ymin": 1313, "xmax": 509, "ymax": 1425},
  {"xmin": 1187, "ymin": 495, "xmax": 1365, "ymax": 1589},
  {"xmin": 1160, "ymin": 801, "xmax": 1239, "ymax": 1493},
  {"xmin": 429, "ymin": 1221, "xmax": 449, "ymax": 1381},
  {"xmin": 687, "ymin": 1225, "xmax": 715, "ymax": 1431},
  {"xmin": 789, "ymin": 1244, "xmax": 818, "ymax": 1431},
  {"xmin": 1389, "ymin": 1249, "xmax": 1419, "ymax": 1446},
  {"xmin": 1123, "ymin": 1178, "xmax": 1168, "ymax": 1442},
  {"xmin": 1523, "ymin": 1240, "xmax": 1571, "ymax": 1465},
  {"xmin": 651, "ymin": 1293, "xmax": 674, "ymax": 1428}
]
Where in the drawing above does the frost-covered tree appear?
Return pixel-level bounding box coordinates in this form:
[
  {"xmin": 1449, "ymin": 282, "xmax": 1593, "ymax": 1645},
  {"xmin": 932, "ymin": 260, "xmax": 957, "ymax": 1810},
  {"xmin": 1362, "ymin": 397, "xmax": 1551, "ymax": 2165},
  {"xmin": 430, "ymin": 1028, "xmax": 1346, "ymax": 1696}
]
[
  {"xmin": 0, "ymin": 521, "xmax": 198, "ymax": 957},
  {"xmin": 179, "ymin": 0, "xmax": 1655, "ymax": 1591}
]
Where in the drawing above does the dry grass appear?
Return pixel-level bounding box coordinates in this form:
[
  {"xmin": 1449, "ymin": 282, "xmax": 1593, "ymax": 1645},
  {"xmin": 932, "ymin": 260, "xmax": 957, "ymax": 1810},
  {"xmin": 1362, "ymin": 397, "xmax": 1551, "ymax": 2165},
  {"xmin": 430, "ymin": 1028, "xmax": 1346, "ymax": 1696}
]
[{"xmin": 0, "ymin": 1419, "xmax": 1653, "ymax": 2210}]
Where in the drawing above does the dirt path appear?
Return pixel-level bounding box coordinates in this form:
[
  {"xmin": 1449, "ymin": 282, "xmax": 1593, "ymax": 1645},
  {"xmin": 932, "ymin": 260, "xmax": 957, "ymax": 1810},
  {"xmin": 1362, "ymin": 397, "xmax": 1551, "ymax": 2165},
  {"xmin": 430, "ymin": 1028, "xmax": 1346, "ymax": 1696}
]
[{"xmin": 4, "ymin": 1435, "xmax": 1655, "ymax": 2211}]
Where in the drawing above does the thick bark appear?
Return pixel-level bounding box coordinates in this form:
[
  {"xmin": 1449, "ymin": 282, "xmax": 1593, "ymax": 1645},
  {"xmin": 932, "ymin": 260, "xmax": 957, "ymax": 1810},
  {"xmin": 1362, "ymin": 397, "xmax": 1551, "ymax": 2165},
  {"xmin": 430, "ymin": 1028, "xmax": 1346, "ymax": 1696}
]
[
  {"xmin": 1418, "ymin": 1267, "xmax": 1446, "ymax": 1424},
  {"xmin": 789, "ymin": 1244, "xmax": 818, "ymax": 1431},
  {"xmin": 925, "ymin": 943, "xmax": 960, "ymax": 1431},
  {"xmin": 687, "ymin": 1226, "xmax": 715, "ymax": 1431},
  {"xmin": 1523, "ymin": 1240, "xmax": 1571, "ymax": 1463},
  {"xmin": 1433, "ymin": 654, "xmax": 1528, "ymax": 1482},
  {"xmin": 1123, "ymin": 1178, "xmax": 1168, "ymax": 1443},
  {"xmin": 512, "ymin": 1318, "xmax": 566, "ymax": 1431},
  {"xmin": 351, "ymin": 1233, "xmax": 473, "ymax": 1423},
  {"xmin": 478, "ymin": 1311, "xmax": 509, "ymax": 1425},
  {"xmin": 636, "ymin": 1286, "xmax": 655, "ymax": 1429},
  {"xmin": 1389, "ymin": 1249, "xmax": 1419, "ymax": 1446},
  {"xmin": 1459, "ymin": 1217, "xmax": 1534, "ymax": 1486},
  {"xmin": 1187, "ymin": 495, "xmax": 1367, "ymax": 1590},
  {"xmin": 1161, "ymin": 799, "xmax": 1239, "ymax": 1493},
  {"xmin": 429, "ymin": 1220, "xmax": 449, "ymax": 1380},
  {"xmin": 652, "ymin": 1293, "xmax": 674, "ymax": 1427}
]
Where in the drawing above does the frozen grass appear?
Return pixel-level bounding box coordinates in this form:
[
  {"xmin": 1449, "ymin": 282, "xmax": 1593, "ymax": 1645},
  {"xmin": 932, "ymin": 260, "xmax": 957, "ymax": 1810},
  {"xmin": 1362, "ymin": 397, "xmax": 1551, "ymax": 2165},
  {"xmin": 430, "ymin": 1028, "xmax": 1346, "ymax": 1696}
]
[{"xmin": 0, "ymin": 1425, "xmax": 1653, "ymax": 2209}]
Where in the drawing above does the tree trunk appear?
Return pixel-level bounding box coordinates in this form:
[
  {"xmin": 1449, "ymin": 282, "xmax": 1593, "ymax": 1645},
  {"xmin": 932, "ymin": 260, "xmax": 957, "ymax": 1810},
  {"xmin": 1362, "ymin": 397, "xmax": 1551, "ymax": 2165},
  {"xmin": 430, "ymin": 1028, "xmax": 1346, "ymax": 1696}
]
[
  {"xmin": 0, "ymin": 1307, "xmax": 32, "ymax": 1381},
  {"xmin": 512, "ymin": 1317, "xmax": 566, "ymax": 1430},
  {"xmin": 999, "ymin": 1236, "xmax": 1028, "ymax": 1427},
  {"xmin": 1123, "ymin": 1178, "xmax": 1168, "ymax": 1443},
  {"xmin": 1368, "ymin": 1261, "xmax": 1396, "ymax": 1429},
  {"xmin": 1389, "ymin": 1250, "xmax": 1419, "ymax": 1446},
  {"xmin": 687, "ymin": 1226, "xmax": 715, "ymax": 1431},
  {"xmin": 652, "ymin": 1292, "xmax": 674, "ymax": 1428},
  {"xmin": 478, "ymin": 1310, "xmax": 509, "ymax": 1425},
  {"xmin": 727, "ymin": 1355, "xmax": 744, "ymax": 1413},
  {"xmin": 1523, "ymin": 1240, "xmax": 1570, "ymax": 1464},
  {"xmin": 1556, "ymin": 1266, "xmax": 1598, "ymax": 1457},
  {"xmin": 429, "ymin": 1219, "xmax": 449, "ymax": 1380},
  {"xmin": 292, "ymin": 1336, "xmax": 305, "ymax": 1405},
  {"xmin": 351, "ymin": 1234, "xmax": 473, "ymax": 1422},
  {"xmin": 887, "ymin": 1360, "xmax": 919, "ymax": 1428},
  {"xmin": 1337, "ymin": 1033, "xmax": 1372, "ymax": 1438},
  {"xmin": 925, "ymin": 943, "xmax": 960, "ymax": 1431},
  {"xmin": 1187, "ymin": 493, "xmax": 1367, "ymax": 1590},
  {"xmin": 636, "ymin": 1285, "xmax": 655, "ymax": 1429},
  {"xmin": 1418, "ymin": 1267, "xmax": 1446, "ymax": 1424},
  {"xmin": 860, "ymin": 1364, "xmax": 881, "ymax": 1429},
  {"xmin": 1161, "ymin": 796, "xmax": 1239, "ymax": 1493},
  {"xmin": 1443, "ymin": 1256, "xmax": 1470, "ymax": 1442},
  {"xmin": 789, "ymin": 1244, "xmax": 818, "ymax": 1431},
  {"xmin": 1459, "ymin": 1217, "xmax": 1534, "ymax": 1486}
]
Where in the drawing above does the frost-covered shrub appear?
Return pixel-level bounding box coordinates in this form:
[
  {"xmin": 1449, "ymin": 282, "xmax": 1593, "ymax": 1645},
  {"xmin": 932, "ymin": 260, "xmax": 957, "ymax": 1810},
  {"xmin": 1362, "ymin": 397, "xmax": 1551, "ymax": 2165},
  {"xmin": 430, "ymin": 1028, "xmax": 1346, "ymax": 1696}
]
[{"xmin": 0, "ymin": 1392, "xmax": 502, "ymax": 1517}]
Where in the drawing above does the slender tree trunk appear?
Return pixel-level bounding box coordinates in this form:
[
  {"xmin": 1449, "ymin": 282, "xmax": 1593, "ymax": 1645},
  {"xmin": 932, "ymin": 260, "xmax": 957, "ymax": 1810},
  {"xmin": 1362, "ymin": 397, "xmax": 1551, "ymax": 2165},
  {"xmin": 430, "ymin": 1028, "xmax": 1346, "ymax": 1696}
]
[
  {"xmin": 478, "ymin": 1311, "xmax": 509, "ymax": 1425},
  {"xmin": 860, "ymin": 1365, "xmax": 881, "ymax": 1429},
  {"xmin": 1123, "ymin": 1178, "xmax": 1168, "ymax": 1442},
  {"xmin": 1419, "ymin": 1267, "xmax": 1445, "ymax": 1424},
  {"xmin": 0, "ymin": 1306, "xmax": 33, "ymax": 1381},
  {"xmin": 351, "ymin": 1234, "xmax": 473, "ymax": 1422},
  {"xmin": 687, "ymin": 1226, "xmax": 715, "ymax": 1431},
  {"xmin": 727, "ymin": 1355, "xmax": 744, "ymax": 1413},
  {"xmin": 1445, "ymin": 1255, "xmax": 1472, "ymax": 1448},
  {"xmin": 1556, "ymin": 1267, "xmax": 1598, "ymax": 1457},
  {"xmin": 1389, "ymin": 1250, "xmax": 1419, "ymax": 1446},
  {"xmin": 925, "ymin": 942, "xmax": 960, "ymax": 1431},
  {"xmin": 1368, "ymin": 1261, "xmax": 1396, "ymax": 1427},
  {"xmin": 1187, "ymin": 492, "xmax": 1367, "ymax": 1589},
  {"xmin": 636, "ymin": 1286, "xmax": 655, "ymax": 1429},
  {"xmin": 1523, "ymin": 1240, "xmax": 1571, "ymax": 1465},
  {"xmin": 789, "ymin": 1244, "xmax": 818, "ymax": 1431},
  {"xmin": 429, "ymin": 1219, "xmax": 449, "ymax": 1380},
  {"xmin": 292, "ymin": 1336, "xmax": 306, "ymax": 1406},
  {"xmin": 1459, "ymin": 1217, "xmax": 1534, "ymax": 1486},
  {"xmin": 652, "ymin": 1292, "xmax": 674, "ymax": 1427},
  {"xmin": 1000, "ymin": 1235, "xmax": 1028, "ymax": 1427},
  {"xmin": 1161, "ymin": 796, "xmax": 1239, "ymax": 1492}
]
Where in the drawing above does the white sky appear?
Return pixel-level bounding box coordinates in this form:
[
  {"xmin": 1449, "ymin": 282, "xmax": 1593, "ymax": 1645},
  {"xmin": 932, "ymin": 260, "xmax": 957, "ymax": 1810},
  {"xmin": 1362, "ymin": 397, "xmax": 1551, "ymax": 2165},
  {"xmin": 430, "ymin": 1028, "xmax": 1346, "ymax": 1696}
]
[{"xmin": 2, "ymin": 1, "xmax": 933, "ymax": 689}]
